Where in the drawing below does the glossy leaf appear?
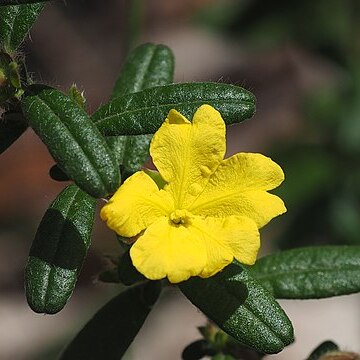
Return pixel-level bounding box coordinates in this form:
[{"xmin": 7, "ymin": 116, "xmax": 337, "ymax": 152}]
[
  {"xmin": 118, "ymin": 249, "xmax": 146, "ymax": 286},
  {"xmin": 0, "ymin": 111, "xmax": 28, "ymax": 154},
  {"xmin": 306, "ymin": 341, "xmax": 338, "ymax": 360},
  {"xmin": 92, "ymin": 82, "xmax": 256, "ymax": 136},
  {"xmin": 247, "ymin": 246, "xmax": 360, "ymax": 299},
  {"xmin": 112, "ymin": 43, "xmax": 174, "ymax": 99},
  {"xmin": 108, "ymin": 43, "xmax": 174, "ymax": 177},
  {"xmin": 180, "ymin": 263, "xmax": 294, "ymax": 354},
  {"xmin": 0, "ymin": 0, "xmax": 48, "ymax": 5},
  {"xmin": 60, "ymin": 281, "xmax": 162, "ymax": 360},
  {"xmin": 182, "ymin": 340, "xmax": 216, "ymax": 360},
  {"xmin": 21, "ymin": 85, "xmax": 120, "ymax": 198},
  {"xmin": 49, "ymin": 164, "xmax": 70, "ymax": 182},
  {"xmin": 0, "ymin": 3, "xmax": 44, "ymax": 53},
  {"xmin": 25, "ymin": 184, "xmax": 96, "ymax": 314}
]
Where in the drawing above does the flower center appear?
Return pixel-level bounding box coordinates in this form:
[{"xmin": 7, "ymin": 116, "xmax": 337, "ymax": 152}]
[{"xmin": 170, "ymin": 209, "xmax": 192, "ymax": 225}]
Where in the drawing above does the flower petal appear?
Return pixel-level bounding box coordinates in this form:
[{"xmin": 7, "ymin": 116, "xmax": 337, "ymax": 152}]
[
  {"xmin": 150, "ymin": 105, "xmax": 225, "ymax": 209},
  {"xmin": 190, "ymin": 216, "xmax": 260, "ymax": 278},
  {"xmin": 100, "ymin": 171, "xmax": 173, "ymax": 237},
  {"xmin": 130, "ymin": 217, "xmax": 207, "ymax": 283},
  {"xmin": 190, "ymin": 153, "xmax": 286, "ymax": 228}
]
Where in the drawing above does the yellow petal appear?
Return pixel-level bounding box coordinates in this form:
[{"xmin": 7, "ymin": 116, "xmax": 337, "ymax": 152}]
[
  {"xmin": 130, "ymin": 213, "xmax": 259, "ymax": 283},
  {"xmin": 130, "ymin": 217, "xmax": 207, "ymax": 283},
  {"xmin": 100, "ymin": 171, "xmax": 173, "ymax": 237},
  {"xmin": 150, "ymin": 105, "xmax": 226, "ymax": 209},
  {"xmin": 190, "ymin": 216, "xmax": 260, "ymax": 278},
  {"xmin": 190, "ymin": 153, "xmax": 286, "ymax": 228}
]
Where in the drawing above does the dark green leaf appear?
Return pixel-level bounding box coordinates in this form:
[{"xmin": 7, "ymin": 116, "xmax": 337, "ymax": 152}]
[
  {"xmin": 97, "ymin": 268, "xmax": 119, "ymax": 284},
  {"xmin": 182, "ymin": 340, "xmax": 216, "ymax": 360},
  {"xmin": 25, "ymin": 184, "xmax": 96, "ymax": 314},
  {"xmin": 49, "ymin": 164, "xmax": 70, "ymax": 181},
  {"xmin": 0, "ymin": 3, "xmax": 44, "ymax": 52},
  {"xmin": 120, "ymin": 134, "xmax": 152, "ymax": 179},
  {"xmin": 180, "ymin": 263, "xmax": 294, "ymax": 354},
  {"xmin": 118, "ymin": 249, "xmax": 146, "ymax": 286},
  {"xmin": 92, "ymin": 82, "xmax": 256, "ymax": 136},
  {"xmin": 0, "ymin": 0, "xmax": 49, "ymax": 5},
  {"xmin": 21, "ymin": 85, "xmax": 120, "ymax": 198},
  {"xmin": 212, "ymin": 354, "xmax": 235, "ymax": 360},
  {"xmin": 60, "ymin": 281, "xmax": 162, "ymax": 360},
  {"xmin": 112, "ymin": 43, "xmax": 174, "ymax": 99},
  {"xmin": 0, "ymin": 111, "xmax": 28, "ymax": 154},
  {"xmin": 306, "ymin": 341, "xmax": 338, "ymax": 360},
  {"xmin": 108, "ymin": 43, "xmax": 175, "ymax": 176},
  {"xmin": 247, "ymin": 246, "xmax": 360, "ymax": 299}
]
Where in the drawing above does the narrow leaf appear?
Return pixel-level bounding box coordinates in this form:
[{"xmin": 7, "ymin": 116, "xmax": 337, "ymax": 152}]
[
  {"xmin": 180, "ymin": 263, "xmax": 294, "ymax": 354},
  {"xmin": 247, "ymin": 246, "xmax": 360, "ymax": 299},
  {"xmin": 306, "ymin": 341, "xmax": 338, "ymax": 360},
  {"xmin": 108, "ymin": 43, "xmax": 174, "ymax": 178},
  {"xmin": 0, "ymin": 111, "xmax": 28, "ymax": 154},
  {"xmin": 92, "ymin": 82, "xmax": 256, "ymax": 136},
  {"xmin": 182, "ymin": 340, "xmax": 216, "ymax": 360},
  {"xmin": 49, "ymin": 164, "xmax": 70, "ymax": 182},
  {"xmin": 118, "ymin": 249, "xmax": 146, "ymax": 286},
  {"xmin": 60, "ymin": 281, "xmax": 162, "ymax": 360},
  {"xmin": 112, "ymin": 43, "xmax": 174, "ymax": 98},
  {"xmin": 25, "ymin": 184, "xmax": 96, "ymax": 314},
  {"xmin": 21, "ymin": 85, "xmax": 120, "ymax": 198},
  {"xmin": 0, "ymin": 3, "xmax": 44, "ymax": 53},
  {"xmin": 0, "ymin": 0, "xmax": 49, "ymax": 5}
]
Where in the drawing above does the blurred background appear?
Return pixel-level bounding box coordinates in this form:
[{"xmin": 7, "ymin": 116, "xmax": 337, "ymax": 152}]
[{"xmin": 0, "ymin": 0, "xmax": 360, "ymax": 358}]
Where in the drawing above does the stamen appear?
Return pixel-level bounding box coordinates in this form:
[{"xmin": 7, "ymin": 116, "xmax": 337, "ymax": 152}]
[{"xmin": 170, "ymin": 209, "xmax": 192, "ymax": 225}]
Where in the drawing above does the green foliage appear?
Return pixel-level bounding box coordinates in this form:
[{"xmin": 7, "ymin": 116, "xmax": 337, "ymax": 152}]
[
  {"xmin": 118, "ymin": 249, "xmax": 146, "ymax": 286},
  {"xmin": 0, "ymin": 52, "xmax": 22, "ymax": 103},
  {"xmin": 180, "ymin": 263, "xmax": 294, "ymax": 354},
  {"xmin": 21, "ymin": 85, "xmax": 120, "ymax": 198},
  {"xmin": 182, "ymin": 339, "xmax": 216, "ymax": 360},
  {"xmin": 49, "ymin": 164, "xmax": 70, "ymax": 181},
  {"xmin": 0, "ymin": 3, "xmax": 44, "ymax": 53},
  {"xmin": 0, "ymin": 110, "xmax": 28, "ymax": 154},
  {"xmin": 247, "ymin": 246, "xmax": 360, "ymax": 299},
  {"xmin": 92, "ymin": 82, "xmax": 256, "ymax": 136},
  {"xmin": 25, "ymin": 185, "xmax": 96, "ymax": 314},
  {"xmin": 0, "ymin": 0, "xmax": 48, "ymax": 5},
  {"xmin": 107, "ymin": 43, "xmax": 174, "ymax": 179},
  {"xmin": 112, "ymin": 43, "xmax": 174, "ymax": 99},
  {"xmin": 60, "ymin": 281, "xmax": 162, "ymax": 360},
  {"xmin": 306, "ymin": 341, "xmax": 338, "ymax": 360}
]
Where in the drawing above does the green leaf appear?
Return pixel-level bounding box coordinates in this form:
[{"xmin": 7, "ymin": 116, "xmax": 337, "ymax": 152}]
[
  {"xmin": 49, "ymin": 164, "xmax": 70, "ymax": 182},
  {"xmin": 0, "ymin": 3, "xmax": 44, "ymax": 53},
  {"xmin": 212, "ymin": 355, "xmax": 235, "ymax": 360},
  {"xmin": 112, "ymin": 43, "xmax": 174, "ymax": 99},
  {"xmin": 0, "ymin": 111, "xmax": 28, "ymax": 154},
  {"xmin": 182, "ymin": 339, "xmax": 216, "ymax": 360},
  {"xmin": 21, "ymin": 85, "xmax": 120, "ymax": 198},
  {"xmin": 92, "ymin": 82, "xmax": 256, "ymax": 136},
  {"xmin": 0, "ymin": 52, "xmax": 22, "ymax": 103},
  {"xmin": 0, "ymin": 0, "xmax": 48, "ymax": 5},
  {"xmin": 60, "ymin": 281, "xmax": 162, "ymax": 360},
  {"xmin": 180, "ymin": 263, "xmax": 294, "ymax": 354},
  {"xmin": 306, "ymin": 341, "xmax": 338, "ymax": 360},
  {"xmin": 118, "ymin": 249, "xmax": 146, "ymax": 286},
  {"xmin": 108, "ymin": 43, "xmax": 175, "ymax": 177},
  {"xmin": 119, "ymin": 134, "xmax": 153, "ymax": 179},
  {"xmin": 247, "ymin": 246, "xmax": 360, "ymax": 299},
  {"xmin": 25, "ymin": 184, "xmax": 96, "ymax": 314}
]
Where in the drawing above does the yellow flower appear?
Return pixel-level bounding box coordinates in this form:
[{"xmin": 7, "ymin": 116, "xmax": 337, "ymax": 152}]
[{"xmin": 101, "ymin": 105, "xmax": 286, "ymax": 283}]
